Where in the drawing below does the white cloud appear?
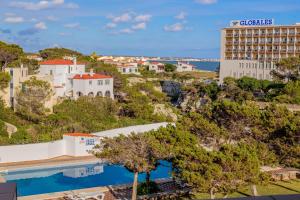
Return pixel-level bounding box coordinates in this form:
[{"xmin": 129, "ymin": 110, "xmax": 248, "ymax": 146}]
[
  {"xmin": 10, "ymin": 0, "xmax": 77, "ymax": 11},
  {"xmin": 164, "ymin": 23, "xmax": 184, "ymax": 32},
  {"xmin": 64, "ymin": 3, "xmax": 79, "ymax": 9},
  {"xmin": 119, "ymin": 28, "xmax": 133, "ymax": 34},
  {"xmin": 105, "ymin": 23, "xmax": 117, "ymax": 29},
  {"xmin": 110, "ymin": 13, "xmax": 132, "ymax": 23},
  {"xmin": 132, "ymin": 22, "xmax": 146, "ymax": 30},
  {"xmin": 59, "ymin": 32, "xmax": 70, "ymax": 36},
  {"xmin": 64, "ymin": 23, "xmax": 80, "ymax": 28},
  {"xmin": 195, "ymin": 0, "xmax": 217, "ymax": 4},
  {"xmin": 35, "ymin": 22, "xmax": 47, "ymax": 30},
  {"xmin": 175, "ymin": 12, "xmax": 187, "ymax": 20},
  {"xmin": 47, "ymin": 16, "xmax": 58, "ymax": 21},
  {"xmin": 4, "ymin": 16, "xmax": 24, "ymax": 23},
  {"xmin": 4, "ymin": 13, "xmax": 16, "ymax": 17},
  {"xmin": 134, "ymin": 14, "xmax": 152, "ymax": 22}
]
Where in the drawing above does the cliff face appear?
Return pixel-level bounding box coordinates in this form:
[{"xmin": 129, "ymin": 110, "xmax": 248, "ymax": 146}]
[{"xmin": 160, "ymin": 81, "xmax": 181, "ymax": 102}]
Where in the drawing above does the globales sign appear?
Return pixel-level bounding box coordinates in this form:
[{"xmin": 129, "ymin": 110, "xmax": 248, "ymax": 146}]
[{"xmin": 230, "ymin": 19, "xmax": 274, "ymax": 27}]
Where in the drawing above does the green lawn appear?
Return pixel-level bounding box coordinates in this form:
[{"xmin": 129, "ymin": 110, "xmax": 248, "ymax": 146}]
[{"xmin": 192, "ymin": 180, "xmax": 300, "ymax": 199}]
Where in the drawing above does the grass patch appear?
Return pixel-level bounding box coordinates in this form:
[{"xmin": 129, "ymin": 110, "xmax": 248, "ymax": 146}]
[{"xmin": 191, "ymin": 180, "xmax": 300, "ymax": 199}]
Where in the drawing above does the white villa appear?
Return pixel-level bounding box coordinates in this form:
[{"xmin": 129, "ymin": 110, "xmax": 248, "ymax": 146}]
[
  {"xmin": 117, "ymin": 63, "xmax": 140, "ymax": 75},
  {"xmin": 72, "ymin": 71, "xmax": 113, "ymax": 99},
  {"xmin": 176, "ymin": 61, "xmax": 195, "ymax": 72},
  {"xmin": 39, "ymin": 58, "xmax": 114, "ymax": 99},
  {"xmin": 149, "ymin": 62, "xmax": 165, "ymax": 73}
]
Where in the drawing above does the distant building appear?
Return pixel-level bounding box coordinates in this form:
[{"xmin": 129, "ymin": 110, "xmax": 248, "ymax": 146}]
[
  {"xmin": 219, "ymin": 19, "xmax": 300, "ymax": 83},
  {"xmin": 149, "ymin": 62, "xmax": 165, "ymax": 73},
  {"xmin": 117, "ymin": 63, "xmax": 140, "ymax": 75},
  {"xmin": 176, "ymin": 61, "xmax": 195, "ymax": 72}
]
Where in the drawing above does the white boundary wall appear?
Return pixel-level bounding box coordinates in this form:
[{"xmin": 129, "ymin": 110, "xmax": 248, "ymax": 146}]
[{"xmin": 0, "ymin": 122, "xmax": 171, "ymax": 164}]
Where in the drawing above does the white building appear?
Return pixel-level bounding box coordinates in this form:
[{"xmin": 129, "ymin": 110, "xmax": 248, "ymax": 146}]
[
  {"xmin": 176, "ymin": 61, "xmax": 195, "ymax": 72},
  {"xmin": 117, "ymin": 63, "xmax": 140, "ymax": 75},
  {"xmin": 149, "ymin": 62, "xmax": 165, "ymax": 73},
  {"xmin": 39, "ymin": 58, "xmax": 85, "ymax": 97},
  {"xmin": 219, "ymin": 19, "xmax": 300, "ymax": 83},
  {"xmin": 39, "ymin": 58, "xmax": 114, "ymax": 99},
  {"xmin": 72, "ymin": 71, "xmax": 114, "ymax": 99}
]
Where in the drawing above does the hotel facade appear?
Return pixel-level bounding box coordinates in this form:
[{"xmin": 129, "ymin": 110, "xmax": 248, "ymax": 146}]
[{"xmin": 219, "ymin": 19, "xmax": 300, "ymax": 83}]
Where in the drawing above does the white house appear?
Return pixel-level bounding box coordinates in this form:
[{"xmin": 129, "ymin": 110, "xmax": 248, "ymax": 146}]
[
  {"xmin": 72, "ymin": 71, "xmax": 114, "ymax": 99},
  {"xmin": 176, "ymin": 61, "xmax": 195, "ymax": 72},
  {"xmin": 149, "ymin": 62, "xmax": 165, "ymax": 73},
  {"xmin": 39, "ymin": 58, "xmax": 86, "ymax": 97},
  {"xmin": 117, "ymin": 63, "xmax": 140, "ymax": 75},
  {"xmin": 38, "ymin": 58, "xmax": 114, "ymax": 100}
]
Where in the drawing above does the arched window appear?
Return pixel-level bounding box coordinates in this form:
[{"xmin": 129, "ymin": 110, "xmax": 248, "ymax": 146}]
[
  {"xmin": 105, "ymin": 90, "xmax": 111, "ymax": 98},
  {"xmin": 77, "ymin": 91, "xmax": 83, "ymax": 97},
  {"xmin": 97, "ymin": 91, "xmax": 103, "ymax": 97},
  {"xmin": 88, "ymin": 92, "xmax": 94, "ymax": 97}
]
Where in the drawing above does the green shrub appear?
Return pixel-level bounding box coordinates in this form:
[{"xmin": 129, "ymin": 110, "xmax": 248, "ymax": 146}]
[{"xmin": 137, "ymin": 181, "xmax": 160, "ymax": 195}]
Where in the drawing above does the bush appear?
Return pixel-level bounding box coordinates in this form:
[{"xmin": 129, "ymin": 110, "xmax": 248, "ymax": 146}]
[{"xmin": 137, "ymin": 181, "xmax": 160, "ymax": 195}]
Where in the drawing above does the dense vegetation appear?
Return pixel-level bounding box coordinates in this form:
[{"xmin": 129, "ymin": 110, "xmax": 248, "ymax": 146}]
[{"xmin": 0, "ymin": 41, "xmax": 299, "ymax": 199}]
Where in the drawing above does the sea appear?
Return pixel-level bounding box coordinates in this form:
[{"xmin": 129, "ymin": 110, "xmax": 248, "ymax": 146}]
[{"xmin": 156, "ymin": 61, "xmax": 220, "ymax": 72}]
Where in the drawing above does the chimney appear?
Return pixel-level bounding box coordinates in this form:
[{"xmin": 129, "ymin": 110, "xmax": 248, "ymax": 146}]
[
  {"xmin": 73, "ymin": 56, "xmax": 77, "ymax": 66},
  {"xmin": 90, "ymin": 68, "xmax": 94, "ymax": 76}
]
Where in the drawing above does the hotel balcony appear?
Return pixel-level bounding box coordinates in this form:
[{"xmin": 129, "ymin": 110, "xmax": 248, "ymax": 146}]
[
  {"xmin": 273, "ymin": 41, "xmax": 280, "ymax": 44},
  {"xmin": 297, "ymin": 32, "xmax": 300, "ymax": 36},
  {"xmin": 226, "ymin": 34, "xmax": 233, "ymax": 37},
  {"xmin": 267, "ymin": 33, "xmax": 273, "ymax": 36},
  {"xmin": 259, "ymin": 50, "xmax": 266, "ymax": 53},
  {"xmin": 296, "ymin": 49, "xmax": 300, "ymax": 53},
  {"xmin": 273, "ymin": 50, "xmax": 280, "ymax": 54},
  {"xmin": 234, "ymin": 34, "xmax": 239, "ymax": 37},
  {"xmin": 280, "ymin": 49, "xmax": 287, "ymax": 53},
  {"xmin": 253, "ymin": 33, "xmax": 259, "ymax": 37},
  {"xmin": 274, "ymin": 32, "xmax": 280, "ymax": 36},
  {"xmin": 289, "ymin": 32, "xmax": 296, "ymax": 36},
  {"xmin": 246, "ymin": 34, "xmax": 252, "ymax": 37},
  {"xmin": 226, "ymin": 41, "xmax": 233, "ymax": 45},
  {"xmin": 260, "ymin": 33, "xmax": 266, "ymax": 36},
  {"xmin": 281, "ymin": 32, "xmax": 288, "ymax": 36},
  {"xmin": 287, "ymin": 50, "xmax": 295, "ymax": 53},
  {"xmin": 233, "ymin": 41, "xmax": 239, "ymax": 45}
]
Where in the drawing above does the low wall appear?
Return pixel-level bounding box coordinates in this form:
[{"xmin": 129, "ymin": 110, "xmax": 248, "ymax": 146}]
[
  {"xmin": 0, "ymin": 122, "xmax": 171, "ymax": 164},
  {"xmin": 93, "ymin": 122, "xmax": 171, "ymax": 138},
  {"xmin": 0, "ymin": 140, "xmax": 64, "ymax": 164}
]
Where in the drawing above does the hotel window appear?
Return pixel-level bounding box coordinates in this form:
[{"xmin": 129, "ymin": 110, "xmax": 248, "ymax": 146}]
[
  {"xmin": 123, "ymin": 68, "xmax": 126, "ymax": 73},
  {"xmin": 98, "ymin": 80, "xmax": 103, "ymax": 85},
  {"xmin": 129, "ymin": 69, "xmax": 132, "ymax": 73},
  {"xmin": 86, "ymin": 139, "xmax": 95, "ymax": 146},
  {"xmin": 68, "ymin": 66, "xmax": 71, "ymax": 73},
  {"xmin": 105, "ymin": 79, "xmax": 110, "ymax": 85},
  {"xmin": 89, "ymin": 80, "xmax": 92, "ymax": 85}
]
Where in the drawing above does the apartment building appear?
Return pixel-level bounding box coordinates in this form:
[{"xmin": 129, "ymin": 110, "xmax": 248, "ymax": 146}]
[{"xmin": 219, "ymin": 19, "xmax": 300, "ymax": 82}]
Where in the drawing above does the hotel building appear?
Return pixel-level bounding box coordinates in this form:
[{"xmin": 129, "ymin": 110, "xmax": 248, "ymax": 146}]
[{"xmin": 219, "ymin": 19, "xmax": 300, "ymax": 83}]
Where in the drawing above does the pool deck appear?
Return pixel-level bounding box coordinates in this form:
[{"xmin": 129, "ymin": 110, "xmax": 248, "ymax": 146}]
[
  {"xmin": 18, "ymin": 186, "xmax": 110, "ymax": 200},
  {"xmin": 0, "ymin": 155, "xmax": 99, "ymax": 171}
]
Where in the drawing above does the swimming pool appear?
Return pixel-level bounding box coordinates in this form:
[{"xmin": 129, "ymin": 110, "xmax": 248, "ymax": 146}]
[{"xmin": 3, "ymin": 161, "xmax": 172, "ymax": 196}]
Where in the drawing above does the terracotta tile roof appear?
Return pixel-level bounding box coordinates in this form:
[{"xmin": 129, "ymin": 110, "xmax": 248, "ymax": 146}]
[
  {"xmin": 40, "ymin": 59, "xmax": 85, "ymax": 65},
  {"xmin": 64, "ymin": 133, "xmax": 97, "ymax": 137},
  {"xmin": 73, "ymin": 73, "xmax": 112, "ymax": 79}
]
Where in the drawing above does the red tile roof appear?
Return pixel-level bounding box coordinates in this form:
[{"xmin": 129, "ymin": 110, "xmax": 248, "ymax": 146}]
[
  {"xmin": 40, "ymin": 59, "xmax": 85, "ymax": 65},
  {"xmin": 73, "ymin": 73, "xmax": 112, "ymax": 79},
  {"xmin": 64, "ymin": 133, "xmax": 97, "ymax": 137}
]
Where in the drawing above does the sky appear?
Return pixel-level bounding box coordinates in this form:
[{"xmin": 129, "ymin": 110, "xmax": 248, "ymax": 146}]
[{"xmin": 1, "ymin": 0, "xmax": 300, "ymax": 58}]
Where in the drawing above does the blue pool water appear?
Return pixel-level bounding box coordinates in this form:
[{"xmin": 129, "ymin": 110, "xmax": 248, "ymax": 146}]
[{"xmin": 4, "ymin": 161, "xmax": 172, "ymax": 196}]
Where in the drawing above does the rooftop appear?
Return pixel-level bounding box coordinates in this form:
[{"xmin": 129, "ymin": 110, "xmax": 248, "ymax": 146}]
[
  {"xmin": 40, "ymin": 59, "xmax": 85, "ymax": 65},
  {"xmin": 73, "ymin": 73, "xmax": 112, "ymax": 80},
  {"xmin": 64, "ymin": 133, "xmax": 97, "ymax": 137}
]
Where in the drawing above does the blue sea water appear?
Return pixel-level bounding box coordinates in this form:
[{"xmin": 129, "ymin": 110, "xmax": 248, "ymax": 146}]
[
  {"xmin": 4, "ymin": 161, "xmax": 172, "ymax": 196},
  {"xmin": 157, "ymin": 61, "xmax": 220, "ymax": 72}
]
